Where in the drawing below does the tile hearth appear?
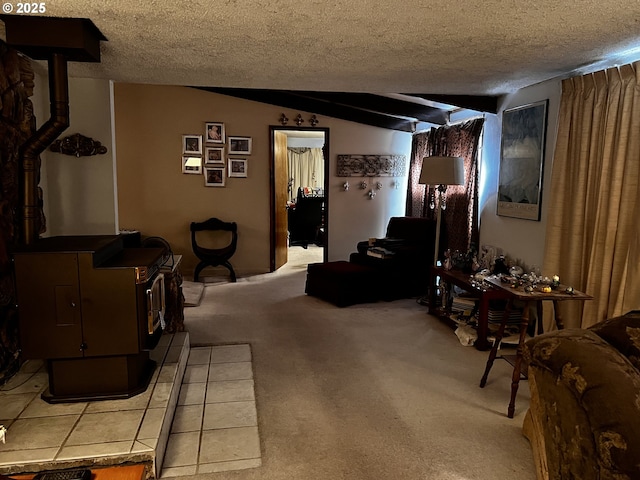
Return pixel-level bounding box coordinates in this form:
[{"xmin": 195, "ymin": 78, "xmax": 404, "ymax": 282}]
[{"xmin": 0, "ymin": 334, "xmax": 261, "ymax": 478}]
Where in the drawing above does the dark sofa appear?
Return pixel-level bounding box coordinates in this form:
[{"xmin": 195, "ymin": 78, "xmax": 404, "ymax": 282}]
[{"xmin": 349, "ymin": 216, "xmax": 436, "ymax": 300}]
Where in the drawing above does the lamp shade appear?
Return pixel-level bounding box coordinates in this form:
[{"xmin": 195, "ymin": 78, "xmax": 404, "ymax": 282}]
[{"xmin": 419, "ymin": 156, "xmax": 465, "ymax": 186}]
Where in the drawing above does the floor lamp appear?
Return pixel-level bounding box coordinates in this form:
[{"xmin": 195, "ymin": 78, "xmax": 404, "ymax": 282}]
[{"xmin": 419, "ymin": 156, "xmax": 465, "ymax": 266}]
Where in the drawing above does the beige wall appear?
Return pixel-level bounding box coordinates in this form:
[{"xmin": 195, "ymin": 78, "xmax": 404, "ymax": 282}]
[
  {"xmin": 478, "ymin": 78, "xmax": 562, "ymax": 270},
  {"xmin": 113, "ymin": 84, "xmax": 412, "ymax": 276},
  {"xmin": 42, "ymin": 77, "xmax": 117, "ymax": 236}
]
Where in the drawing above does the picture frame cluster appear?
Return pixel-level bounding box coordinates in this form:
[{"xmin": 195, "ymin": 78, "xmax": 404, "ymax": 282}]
[{"xmin": 181, "ymin": 121, "xmax": 252, "ymax": 186}]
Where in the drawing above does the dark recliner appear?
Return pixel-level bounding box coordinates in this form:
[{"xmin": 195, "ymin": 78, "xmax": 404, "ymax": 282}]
[
  {"xmin": 349, "ymin": 217, "xmax": 436, "ymax": 300},
  {"xmin": 190, "ymin": 218, "xmax": 238, "ymax": 282}
]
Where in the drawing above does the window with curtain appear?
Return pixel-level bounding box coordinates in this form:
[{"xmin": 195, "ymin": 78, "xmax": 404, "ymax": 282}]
[
  {"xmin": 287, "ymin": 147, "xmax": 324, "ymax": 201},
  {"xmin": 406, "ymin": 118, "xmax": 484, "ymax": 259},
  {"xmin": 543, "ymin": 61, "xmax": 640, "ymax": 329}
]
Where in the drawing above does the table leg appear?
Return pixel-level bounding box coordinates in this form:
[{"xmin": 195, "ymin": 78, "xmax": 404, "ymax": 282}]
[
  {"xmin": 475, "ymin": 297, "xmax": 490, "ymax": 351},
  {"xmin": 507, "ymin": 301, "xmax": 531, "ymax": 418},
  {"xmin": 479, "ymin": 299, "xmax": 513, "ymax": 388},
  {"xmin": 428, "ymin": 272, "xmax": 437, "ymax": 313},
  {"xmin": 536, "ymin": 301, "xmax": 543, "ymax": 335},
  {"xmin": 552, "ymin": 300, "xmax": 564, "ymax": 330}
]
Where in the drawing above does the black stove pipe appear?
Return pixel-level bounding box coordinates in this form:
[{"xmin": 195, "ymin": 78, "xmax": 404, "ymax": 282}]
[{"xmin": 20, "ymin": 53, "xmax": 69, "ymax": 245}]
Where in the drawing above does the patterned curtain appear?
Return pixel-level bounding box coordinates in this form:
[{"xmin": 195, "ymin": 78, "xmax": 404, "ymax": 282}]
[{"xmin": 406, "ymin": 118, "xmax": 484, "ymax": 257}]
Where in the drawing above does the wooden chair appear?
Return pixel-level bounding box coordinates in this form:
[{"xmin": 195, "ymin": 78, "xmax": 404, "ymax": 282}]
[{"xmin": 190, "ymin": 218, "xmax": 238, "ymax": 282}]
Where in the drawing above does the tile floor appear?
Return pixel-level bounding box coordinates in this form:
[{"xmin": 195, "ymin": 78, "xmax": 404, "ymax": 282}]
[
  {"xmin": 0, "ymin": 334, "xmax": 261, "ymax": 478},
  {"xmin": 160, "ymin": 343, "xmax": 261, "ymax": 477}
]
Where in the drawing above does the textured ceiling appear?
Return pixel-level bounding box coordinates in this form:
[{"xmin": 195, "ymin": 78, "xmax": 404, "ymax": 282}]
[{"xmin": 4, "ymin": 0, "xmax": 640, "ymax": 96}]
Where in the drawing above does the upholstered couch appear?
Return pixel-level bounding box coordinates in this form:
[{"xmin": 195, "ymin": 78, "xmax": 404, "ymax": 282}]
[
  {"xmin": 522, "ymin": 310, "xmax": 640, "ymax": 480},
  {"xmin": 349, "ymin": 216, "xmax": 436, "ymax": 300}
]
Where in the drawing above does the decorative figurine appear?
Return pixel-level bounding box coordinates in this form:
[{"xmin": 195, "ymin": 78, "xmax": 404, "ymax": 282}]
[
  {"xmin": 0, "ymin": 425, "xmax": 6, "ymax": 444},
  {"xmin": 443, "ymin": 249, "xmax": 452, "ymax": 271}
]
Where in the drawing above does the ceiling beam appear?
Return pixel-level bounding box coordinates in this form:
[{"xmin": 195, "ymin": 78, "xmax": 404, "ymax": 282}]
[
  {"xmin": 195, "ymin": 87, "xmax": 416, "ymax": 132},
  {"xmin": 290, "ymin": 91, "xmax": 448, "ymax": 125},
  {"xmin": 405, "ymin": 94, "xmax": 500, "ymax": 114}
]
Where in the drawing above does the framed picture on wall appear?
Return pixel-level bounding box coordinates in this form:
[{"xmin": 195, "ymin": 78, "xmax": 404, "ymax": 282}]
[
  {"xmin": 182, "ymin": 134, "xmax": 202, "ymax": 154},
  {"xmin": 228, "ymin": 136, "xmax": 252, "ymax": 155},
  {"xmin": 228, "ymin": 158, "xmax": 247, "ymax": 178},
  {"xmin": 204, "ymin": 147, "xmax": 224, "ymax": 165},
  {"xmin": 205, "ymin": 167, "xmax": 225, "ymax": 187},
  {"xmin": 205, "ymin": 122, "xmax": 225, "ymax": 144},
  {"xmin": 182, "ymin": 155, "xmax": 202, "ymax": 174},
  {"xmin": 497, "ymin": 100, "xmax": 548, "ymax": 221}
]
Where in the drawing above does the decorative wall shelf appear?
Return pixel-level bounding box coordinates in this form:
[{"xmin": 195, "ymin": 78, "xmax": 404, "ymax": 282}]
[{"xmin": 49, "ymin": 133, "xmax": 108, "ymax": 157}]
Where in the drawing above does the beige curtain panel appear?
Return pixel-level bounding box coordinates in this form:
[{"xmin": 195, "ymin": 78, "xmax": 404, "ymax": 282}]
[
  {"xmin": 288, "ymin": 147, "xmax": 324, "ymax": 201},
  {"xmin": 543, "ymin": 61, "xmax": 640, "ymax": 329}
]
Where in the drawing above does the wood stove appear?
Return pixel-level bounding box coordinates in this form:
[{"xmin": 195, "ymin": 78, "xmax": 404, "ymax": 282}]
[{"xmin": 12, "ymin": 235, "xmax": 166, "ymax": 403}]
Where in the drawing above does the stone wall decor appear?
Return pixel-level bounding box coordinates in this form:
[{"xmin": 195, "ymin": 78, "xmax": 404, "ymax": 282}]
[
  {"xmin": 49, "ymin": 133, "xmax": 108, "ymax": 157},
  {"xmin": 336, "ymin": 154, "xmax": 406, "ymax": 177},
  {"xmin": 0, "ymin": 41, "xmax": 39, "ymax": 385}
]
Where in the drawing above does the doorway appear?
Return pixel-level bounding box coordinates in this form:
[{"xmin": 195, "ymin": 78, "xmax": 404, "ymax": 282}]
[{"xmin": 270, "ymin": 126, "xmax": 329, "ymax": 271}]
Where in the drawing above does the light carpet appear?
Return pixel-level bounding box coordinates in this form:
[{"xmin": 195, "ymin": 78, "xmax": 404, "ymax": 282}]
[{"xmin": 181, "ymin": 245, "xmax": 536, "ymax": 480}]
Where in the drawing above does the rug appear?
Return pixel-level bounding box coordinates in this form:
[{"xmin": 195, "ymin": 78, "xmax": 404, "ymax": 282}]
[{"xmin": 182, "ymin": 280, "xmax": 205, "ymax": 307}]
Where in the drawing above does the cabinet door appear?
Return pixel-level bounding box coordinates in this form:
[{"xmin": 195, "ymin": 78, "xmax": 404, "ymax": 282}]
[
  {"xmin": 78, "ymin": 254, "xmax": 139, "ymax": 356},
  {"xmin": 14, "ymin": 253, "xmax": 83, "ymax": 359}
]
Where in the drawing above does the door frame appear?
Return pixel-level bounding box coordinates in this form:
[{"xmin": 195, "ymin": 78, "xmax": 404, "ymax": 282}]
[{"xmin": 269, "ymin": 126, "xmax": 330, "ymax": 271}]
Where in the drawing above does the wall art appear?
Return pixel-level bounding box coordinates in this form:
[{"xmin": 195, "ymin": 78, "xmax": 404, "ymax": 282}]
[
  {"xmin": 205, "ymin": 122, "xmax": 225, "ymax": 144},
  {"xmin": 228, "ymin": 158, "xmax": 248, "ymax": 178},
  {"xmin": 205, "ymin": 147, "xmax": 224, "ymax": 165},
  {"xmin": 205, "ymin": 167, "xmax": 225, "ymax": 187},
  {"xmin": 497, "ymin": 100, "xmax": 548, "ymax": 221},
  {"xmin": 228, "ymin": 136, "xmax": 252, "ymax": 155},
  {"xmin": 182, "ymin": 134, "xmax": 202, "ymax": 154},
  {"xmin": 182, "ymin": 155, "xmax": 202, "ymax": 174},
  {"xmin": 336, "ymin": 154, "xmax": 406, "ymax": 177}
]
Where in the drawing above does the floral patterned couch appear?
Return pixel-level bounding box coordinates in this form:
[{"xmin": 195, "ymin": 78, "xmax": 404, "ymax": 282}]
[{"xmin": 522, "ymin": 311, "xmax": 640, "ymax": 480}]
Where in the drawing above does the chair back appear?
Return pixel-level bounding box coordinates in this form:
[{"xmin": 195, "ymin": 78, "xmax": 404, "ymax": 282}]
[{"xmin": 190, "ymin": 218, "xmax": 238, "ymax": 259}]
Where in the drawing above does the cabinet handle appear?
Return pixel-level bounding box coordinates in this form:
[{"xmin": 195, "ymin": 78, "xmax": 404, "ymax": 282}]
[
  {"xmin": 80, "ymin": 342, "xmax": 87, "ymax": 351},
  {"xmin": 71, "ymin": 302, "xmax": 76, "ymax": 307}
]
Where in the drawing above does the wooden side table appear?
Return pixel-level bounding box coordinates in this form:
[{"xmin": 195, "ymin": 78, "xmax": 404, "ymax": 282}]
[
  {"xmin": 429, "ymin": 267, "xmax": 512, "ymax": 350},
  {"xmin": 479, "ymin": 276, "xmax": 592, "ymax": 418}
]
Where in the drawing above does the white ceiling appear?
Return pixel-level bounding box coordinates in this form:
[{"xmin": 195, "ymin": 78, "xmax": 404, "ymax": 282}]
[{"xmin": 3, "ymin": 0, "xmax": 640, "ymax": 96}]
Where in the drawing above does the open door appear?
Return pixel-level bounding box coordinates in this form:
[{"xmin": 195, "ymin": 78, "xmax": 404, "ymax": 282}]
[
  {"xmin": 270, "ymin": 126, "xmax": 329, "ymax": 272},
  {"xmin": 272, "ymin": 130, "xmax": 289, "ymax": 271}
]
